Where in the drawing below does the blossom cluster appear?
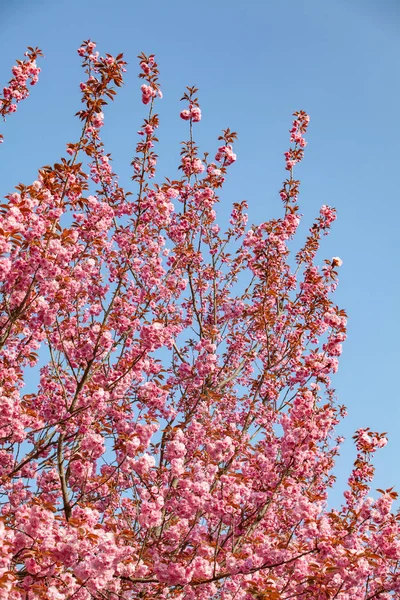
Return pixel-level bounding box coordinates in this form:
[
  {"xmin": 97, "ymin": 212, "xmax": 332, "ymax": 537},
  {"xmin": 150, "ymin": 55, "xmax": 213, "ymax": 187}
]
[{"xmin": 180, "ymin": 103, "xmax": 202, "ymax": 122}]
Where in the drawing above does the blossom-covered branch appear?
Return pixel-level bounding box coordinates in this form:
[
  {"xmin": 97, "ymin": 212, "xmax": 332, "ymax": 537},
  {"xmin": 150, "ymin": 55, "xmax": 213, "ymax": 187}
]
[{"xmin": 0, "ymin": 41, "xmax": 398, "ymax": 600}]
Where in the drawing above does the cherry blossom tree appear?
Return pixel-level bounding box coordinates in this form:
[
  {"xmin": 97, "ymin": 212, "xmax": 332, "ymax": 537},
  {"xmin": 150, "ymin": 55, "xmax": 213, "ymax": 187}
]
[{"xmin": 0, "ymin": 40, "xmax": 399, "ymax": 600}]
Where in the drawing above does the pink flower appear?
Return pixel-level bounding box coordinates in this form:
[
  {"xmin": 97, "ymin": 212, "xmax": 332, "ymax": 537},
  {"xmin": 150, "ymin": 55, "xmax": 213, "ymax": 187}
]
[
  {"xmin": 140, "ymin": 61, "xmax": 150, "ymax": 75},
  {"xmin": 190, "ymin": 105, "xmax": 201, "ymax": 122},
  {"xmin": 331, "ymin": 256, "xmax": 343, "ymax": 267},
  {"xmin": 180, "ymin": 109, "xmax": 191, "ymax": 120},
  {"xmin": 141, "ymin": 84, "xmax": 156, "ymax": 105},
  {"xmin": 215, "ymin": 145, "xmax": 236, "ymax": 165},
  {"xmin": 80, "ymin": 432, "xmax": 105, "ymax": 459},
  {"xmin": 91, "ymin": 111, "xmax": 104, "ymax": 128}
]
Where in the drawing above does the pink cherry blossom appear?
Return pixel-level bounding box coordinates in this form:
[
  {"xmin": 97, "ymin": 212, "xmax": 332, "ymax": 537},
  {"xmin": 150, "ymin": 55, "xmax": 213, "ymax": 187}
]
[
  {"xmin": 180, "ymin": 109, "xmax": 191, "ymax": 120},
  {"xmin": 332, "ymin": 256, "xmax": 343, "ymax": 267}
]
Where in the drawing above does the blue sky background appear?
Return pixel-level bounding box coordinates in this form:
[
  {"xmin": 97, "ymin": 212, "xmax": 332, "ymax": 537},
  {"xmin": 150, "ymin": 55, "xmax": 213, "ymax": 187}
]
[{"xmin": 1, "ymin": 0, "xmax": 399, "ymax": 508}]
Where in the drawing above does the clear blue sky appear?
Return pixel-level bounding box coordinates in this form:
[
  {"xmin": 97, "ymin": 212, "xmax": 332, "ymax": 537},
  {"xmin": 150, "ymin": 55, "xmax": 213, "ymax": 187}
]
[{"xmin": 1, "ymin": 0, "xmax": 399, "ymax": 507}]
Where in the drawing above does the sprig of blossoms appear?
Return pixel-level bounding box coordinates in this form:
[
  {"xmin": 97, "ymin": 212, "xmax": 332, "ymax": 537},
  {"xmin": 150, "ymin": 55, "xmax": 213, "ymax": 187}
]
[
  {"xmin": 284, "ymin": 109, "xmax": 310, "ymax": 170},
  {"xmin": 180, "ymin": 86, "xmax": 201, "ymax": 122},
  {"xmin": 0, "ymin": 46, "xmax": 42, "ymax": 143},
  {"xmin": 138, "ymin": 53, "xmax": 162, "ymax": 104},
  {"xmin": 131, "ymin": 54, "xmax": 162, "ymax": 183}
]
